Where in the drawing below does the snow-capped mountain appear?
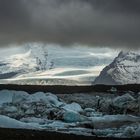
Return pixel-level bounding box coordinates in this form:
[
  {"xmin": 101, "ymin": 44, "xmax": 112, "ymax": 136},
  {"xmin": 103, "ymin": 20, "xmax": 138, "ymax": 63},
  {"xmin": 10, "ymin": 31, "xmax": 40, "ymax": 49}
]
[
  {"xmin": 94, "ymin": 51, "xmax": 140, "ymax": 85},
  {"xmin": 0, "ymin": 44, "xmax": 51, "ymax": 79}
]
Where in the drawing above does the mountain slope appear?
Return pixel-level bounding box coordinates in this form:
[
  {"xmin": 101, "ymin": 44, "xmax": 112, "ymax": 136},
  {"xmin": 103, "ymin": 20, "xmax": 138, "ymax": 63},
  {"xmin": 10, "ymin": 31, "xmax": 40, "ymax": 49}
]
[{"xmin": 94, "ymin": 51, "xmax": 140, "ymax": 85}]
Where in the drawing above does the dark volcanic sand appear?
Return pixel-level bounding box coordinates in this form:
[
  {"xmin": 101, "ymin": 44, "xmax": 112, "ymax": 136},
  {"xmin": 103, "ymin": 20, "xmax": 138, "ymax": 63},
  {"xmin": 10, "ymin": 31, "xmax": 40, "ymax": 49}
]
[
  {"xmin": 0, "ymin": 128, "xmax": 139, "ymax": 140},
  {"xmin": 0, "ymin": 84, "xmax": 140, "ymax": 94}
]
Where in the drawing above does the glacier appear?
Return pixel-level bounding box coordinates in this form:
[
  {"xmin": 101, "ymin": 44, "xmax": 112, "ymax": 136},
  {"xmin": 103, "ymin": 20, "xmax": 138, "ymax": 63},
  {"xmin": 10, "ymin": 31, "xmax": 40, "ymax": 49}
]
[{"xmin": 0, "ymin": 44, "xmax": 116, "ymax": 85}]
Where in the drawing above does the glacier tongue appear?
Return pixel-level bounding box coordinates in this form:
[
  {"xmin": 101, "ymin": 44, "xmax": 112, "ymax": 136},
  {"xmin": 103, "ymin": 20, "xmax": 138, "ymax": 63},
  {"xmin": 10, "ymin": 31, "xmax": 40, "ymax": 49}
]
[{"xmin": 94, "ymin": 51, "xmax": 140, "ymax": 85}]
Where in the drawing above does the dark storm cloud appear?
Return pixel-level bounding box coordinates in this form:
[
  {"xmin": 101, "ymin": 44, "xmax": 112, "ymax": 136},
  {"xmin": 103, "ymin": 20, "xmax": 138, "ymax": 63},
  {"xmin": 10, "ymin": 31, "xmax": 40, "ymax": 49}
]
[{"xmin": 0, "ymin": 0, "xmax": 140, "ymax": 48}]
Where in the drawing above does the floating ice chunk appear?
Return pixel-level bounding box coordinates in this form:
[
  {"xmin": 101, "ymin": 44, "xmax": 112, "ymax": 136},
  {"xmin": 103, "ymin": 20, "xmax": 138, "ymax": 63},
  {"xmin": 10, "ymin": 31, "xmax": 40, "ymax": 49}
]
[
  {"xmin": 12, "ymin": 91, "xmax": 29, "ymax": 104},
  {"xmin": 47, "ymin": 121, "xmax": 74, "ymax": 129},
  {"xmin": 84, "ymin": 108, "xmax": 102, "ymax": 117},
  {"xmin": 25, "ymin": 108, "xmax": 35, "ymax": 115},
  {"xmin": 0, "ymin": 90, "xmax": 29, "ymax": 105},
  {"xmin": 113, "ymin": 93, "xmax": 135, "ymax": 108},
  {"xmin": 20, "ymin": 117, "xmax": 47, "ymax": 124},
  {"xmin": 26, "ymin": 92, "xmax": 63, "ymax": 107},
  {"xmin": 26, "ymin": 92, "xmax": 48, "ymax": 103},
  {"xmin": 45, "ymin": 92, "xmax": 58, "ymax": 100},
  {"xmin": 90, "ymin": 115, "xmax": 140, "ymax": 129},
  {"xmin": 135, "ymin": 125, "xmax": 140, "ymax": 137},
  {"xmin": 84, "ymin": 108, "xmax": 96, "ymax": 112},
  {"xmin": 0, "ymin": 90, "xmax": 14, "ymax": 105},
  {"xmin": 4, "ymin": 106, "xmax": 18, "ymax": 113},
  {"xmin": 122, "ymin": 126, "xmax": 135, "ymax": 137},
  {"xmin": 63, "ymin": 110, "xmax": 88, "ymax": 123},
  {"xmin": 0, "ymin": 115, "xmax": 40, "ymax": 129},
  {"xmin": 109, "ymin": 87, "xmax": 117, "ymax": 93},
  {"xmin": 62, "ymin": 102, "xmax": 83, "ymax": 112},
  {"xmin": 46, "ymin": 95, "xmax": 63, "ymax": 107}
]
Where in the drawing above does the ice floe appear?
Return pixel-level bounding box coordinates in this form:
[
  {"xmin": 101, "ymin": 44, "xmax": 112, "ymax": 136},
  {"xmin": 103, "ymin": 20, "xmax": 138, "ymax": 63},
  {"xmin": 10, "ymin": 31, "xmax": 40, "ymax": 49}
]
[{"xmin": 0, "ymin": 90, "xmax": 140, "ymax": 138}]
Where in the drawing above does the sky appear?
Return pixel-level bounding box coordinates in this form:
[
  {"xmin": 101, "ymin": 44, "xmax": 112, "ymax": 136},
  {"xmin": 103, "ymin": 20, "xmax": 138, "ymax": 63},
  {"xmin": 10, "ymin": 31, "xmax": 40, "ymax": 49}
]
[{"xmin": 0, "ymin": 0, "xmax": 140, "ymax": 49}]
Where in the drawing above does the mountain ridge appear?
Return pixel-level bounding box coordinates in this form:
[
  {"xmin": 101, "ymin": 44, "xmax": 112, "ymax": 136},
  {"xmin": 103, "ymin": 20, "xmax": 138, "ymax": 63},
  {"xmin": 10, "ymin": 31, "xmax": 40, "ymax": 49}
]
[{"xmin": 94, "ymin": 51, "xmax": 140, "ymax": 85}]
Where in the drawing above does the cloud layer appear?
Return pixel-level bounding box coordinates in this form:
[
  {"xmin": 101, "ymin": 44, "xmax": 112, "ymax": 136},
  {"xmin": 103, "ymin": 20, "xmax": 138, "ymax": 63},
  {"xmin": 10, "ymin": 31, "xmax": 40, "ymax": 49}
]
[{"xmin": 0, "ymin": 0, "xmax": 140, "ymax": 48}]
